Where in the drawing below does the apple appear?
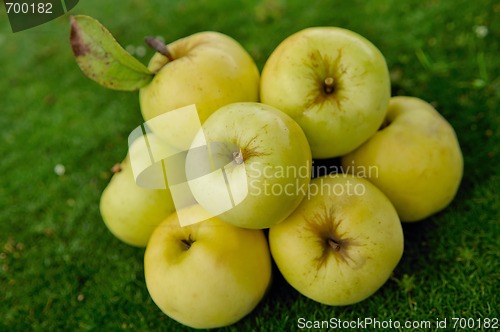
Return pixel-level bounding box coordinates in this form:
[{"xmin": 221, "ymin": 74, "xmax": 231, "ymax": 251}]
[
  {"xmin": 260, "ymin": 27, "xmax": 390, "ymax": 158},
  {"xmin": 269, "ymin": 175, "xmax": 404, "ymax": 306},
  {"xmin": 99, "ymin": 136, "xmax": 176, "ymax": 247},
  {"xmin": 184, "ymin": 102, "xmax": 312, "ymax": 229},
  {"xmin": 341, "ymin": 96, "xmax": 464, "ymax": 222},
  {"xmin": 70, "ymin": 16, "xmax": 260, "ymax": 151},
  {"xmin": 140, "ymin": 32, "xmax": 260, "ymax": 150},
  {"xmin": 144, "ymin": 204, "xmax": 272, "ymax": 329}
]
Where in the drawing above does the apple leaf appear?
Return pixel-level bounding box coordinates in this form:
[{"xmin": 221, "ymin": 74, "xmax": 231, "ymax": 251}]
[{"xmin": 70, "ymin": 15, "xmax": 153, "ymax": 91}]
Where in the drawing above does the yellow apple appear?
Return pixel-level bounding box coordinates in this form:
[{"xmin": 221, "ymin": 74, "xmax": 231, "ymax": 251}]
[
  {"xmin": 341, "ymin": 96, "xmax": 464, "ymax": 222},
  {"xmin": 260, "ymin": 27, "xmax": 390, "ymax": 158},
  {"xmin": 269, "ymin": 175, "xmax": 403, "ymax": 306},
  {"xmin": 140, "ymin": 32, "xmax": 260, "ymax": 150},
  {"xmin": 70, "ymin": 17, "xmax": 259, "ymax": 152},
  {"xmin": 99, "ymin": 136, "xmax": 176, "ymax": 247},
  {"xmin": 185, "ymin": 102, "xmax": 312, "ymax": 229},
  {"xmin": 144, "ymin": 204, "xmax": 272, "ymax": 329}
]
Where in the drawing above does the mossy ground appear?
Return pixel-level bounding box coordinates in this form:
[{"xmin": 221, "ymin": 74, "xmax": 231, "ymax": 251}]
[{"xmin": 1, "ymin": 0, "xmax": 498, "ymax": 330}]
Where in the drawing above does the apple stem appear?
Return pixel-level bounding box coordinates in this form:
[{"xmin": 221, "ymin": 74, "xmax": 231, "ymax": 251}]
[
  {"xmin": 144, "ymin": 36, "xmax": 174, "ymax": 62},
  {"xmin": 327, "ymin": 238, "xmax": 341, "ymax": 251},
  {"xmin": 233, "ymin": 150, "xmax": 244, "ymax": 165},
  {"xmin": 180, "ymin": 235, "xmax": 195, "ymax": 251},
  {"xmin": 111, "ymin": 163, "xmax": 122, "ymax": 174},
  {"xmin": 324, "ymin": 77, "xmax": 335, "ymax": 94},
  {"xmin": 181, "ymin": 239, "xmax": 193, "ymax": 250}
]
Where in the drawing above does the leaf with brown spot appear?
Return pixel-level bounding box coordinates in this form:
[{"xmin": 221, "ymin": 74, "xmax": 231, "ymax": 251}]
[{"xmin": 70, "ymin": 15, "xmax": 153, "ymax": 91}]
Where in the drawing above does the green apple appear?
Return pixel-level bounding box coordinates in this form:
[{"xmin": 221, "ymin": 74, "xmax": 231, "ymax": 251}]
[
  {"xmin": 99, "ymin": 136, "xmax": 176, "ymax": 247},
  {"xmin": 144, "ymin": 204, "xmax": 272, "ymax": 329},
  {"xmin": 341, "ymin": 96, "xmax": 464, "ymax": 222},
  {"xmin": 269, "ymin": 175, "xmax": 403, "ymax": 305},
  {"xmin": 185, "ymin": 102, "xmax": 312, "ymax": 229},
  {"xmin": 260, "ymin": 27, "xmax": 390, "ymax": 158},
  {"xmin": 140, "ymin": 32, "xmax": 260, "ymax": 150},
  {"xmin": 70, "ymin": 16, "xmax": 259, "ymax": 151}
]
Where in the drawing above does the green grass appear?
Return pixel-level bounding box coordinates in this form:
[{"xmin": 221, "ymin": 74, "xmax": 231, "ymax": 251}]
[{"xmin": 0, "ymin": 0, "xmax": 498, "ymax": 331}]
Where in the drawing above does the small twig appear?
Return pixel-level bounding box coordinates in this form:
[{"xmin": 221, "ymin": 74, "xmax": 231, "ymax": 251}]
[{"xmin": 144, "ymin": 36, "xmax": 174, "ymax": 61}]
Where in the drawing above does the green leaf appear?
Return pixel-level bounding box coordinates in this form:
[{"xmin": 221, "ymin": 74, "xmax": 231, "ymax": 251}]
[{"xmin": 69, "ymin": 15, "xmax": 153, "ymax": 91}]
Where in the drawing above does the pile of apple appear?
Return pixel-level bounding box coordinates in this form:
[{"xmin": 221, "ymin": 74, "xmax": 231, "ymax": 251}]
[{"xmin": 70, "ymin": 15, "xmax": 463, "ymax": 329}]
